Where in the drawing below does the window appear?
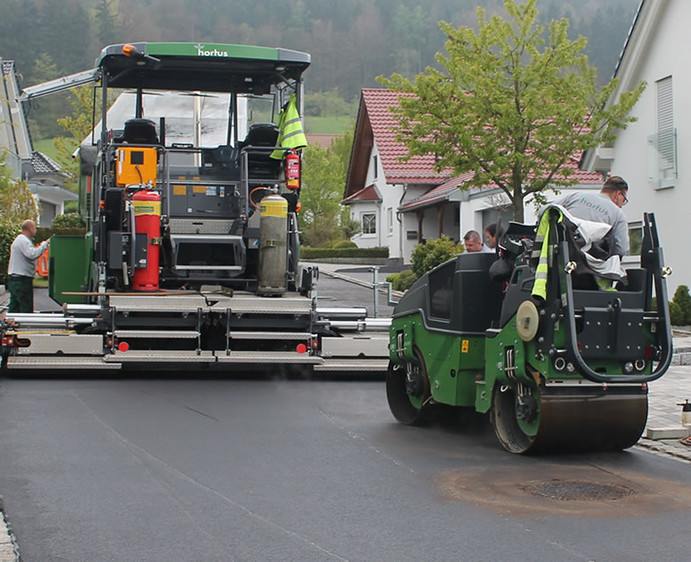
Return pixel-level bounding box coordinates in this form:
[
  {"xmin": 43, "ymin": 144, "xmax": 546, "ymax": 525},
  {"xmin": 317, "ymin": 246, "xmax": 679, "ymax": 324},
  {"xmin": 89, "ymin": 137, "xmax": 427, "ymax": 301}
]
[
  {"xmin": 648, "ymin": 76, "xmax": 677, "ymax": 189},
  {"xmin": 429, "ymin": 260, "xmax": 455, "ymax": 320},
  {"xmin": 387, "ymin": 207, "xmax": 393, "ymax": 235},
  {"xmin": 372, "ymin": 155, "xmax": 378, "ymax": 180},
  {"xmin": 362, "ymin": 213, "xmax": 376, "ymax": 234}
]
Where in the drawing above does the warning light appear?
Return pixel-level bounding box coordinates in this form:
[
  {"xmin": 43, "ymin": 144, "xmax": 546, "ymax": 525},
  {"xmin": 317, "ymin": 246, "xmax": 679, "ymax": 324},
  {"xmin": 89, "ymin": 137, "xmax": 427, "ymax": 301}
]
[
  {"xmin": 296, "ymin": 343, "xmax": 307, "ymax": 354},
  {"xmin": 118, "ymin": 341, "xmax": 130, "ymax": 352}
]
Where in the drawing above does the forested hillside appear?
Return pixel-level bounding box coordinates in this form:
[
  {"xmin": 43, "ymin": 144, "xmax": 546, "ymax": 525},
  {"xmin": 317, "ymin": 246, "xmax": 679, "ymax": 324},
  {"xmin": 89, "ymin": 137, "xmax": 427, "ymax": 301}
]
[{"xmin": 1, "ymin": 0, "xmax": 639, "ymax": 138}]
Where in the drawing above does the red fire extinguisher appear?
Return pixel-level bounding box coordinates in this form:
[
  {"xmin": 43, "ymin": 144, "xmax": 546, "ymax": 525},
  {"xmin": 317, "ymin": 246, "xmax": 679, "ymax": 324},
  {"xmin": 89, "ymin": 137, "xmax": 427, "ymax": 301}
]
[
  {"xmin": 285, "ymin": 150, "xmax": 300, "ymax": 190},
  {"xmin": 131, "ymin": 190, "xmax": 161, "ymax": 291}
]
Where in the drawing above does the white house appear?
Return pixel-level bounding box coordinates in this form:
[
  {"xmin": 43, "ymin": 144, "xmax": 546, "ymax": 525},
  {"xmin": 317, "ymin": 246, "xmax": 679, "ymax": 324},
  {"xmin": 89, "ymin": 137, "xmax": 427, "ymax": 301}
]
[
  {"xmin": 344, "ymin": 89, "xmax": 602, "ymax": 264},
  {"xmin": 582, "ymin": 0, "xmax": 689, "ymax": 294}
]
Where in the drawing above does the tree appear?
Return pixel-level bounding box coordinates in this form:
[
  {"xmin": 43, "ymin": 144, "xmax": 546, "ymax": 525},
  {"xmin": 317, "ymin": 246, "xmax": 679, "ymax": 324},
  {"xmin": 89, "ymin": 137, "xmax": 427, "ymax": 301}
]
[
  {"xmin": 53, "ymin": 85, "xmax": 100, "ymax": 194},
  {"xmin": 379, "ymin": 0, "xmax": 645, "ymax": 221},
  {"xmin": 300, "ymin": 129, "xmax": 354, "ymax": 246}
]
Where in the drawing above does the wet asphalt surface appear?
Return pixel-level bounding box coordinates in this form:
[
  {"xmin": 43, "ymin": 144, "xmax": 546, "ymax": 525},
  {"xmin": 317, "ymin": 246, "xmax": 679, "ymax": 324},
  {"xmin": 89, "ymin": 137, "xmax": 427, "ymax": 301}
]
[{"xmin": 0, "ymin": 279, "xmax": 690, "ymax": 561}]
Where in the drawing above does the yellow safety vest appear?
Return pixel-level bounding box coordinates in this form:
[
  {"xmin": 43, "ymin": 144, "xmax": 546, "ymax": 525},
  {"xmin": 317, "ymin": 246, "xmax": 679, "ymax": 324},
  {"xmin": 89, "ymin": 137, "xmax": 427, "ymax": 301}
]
[
  {"xmin": 270, "ymin": 93, "xmax": 307, "ymax": 159},
  {"xmin": 531, "ymin": 209, "xmax": 563, "ymax": 300}
]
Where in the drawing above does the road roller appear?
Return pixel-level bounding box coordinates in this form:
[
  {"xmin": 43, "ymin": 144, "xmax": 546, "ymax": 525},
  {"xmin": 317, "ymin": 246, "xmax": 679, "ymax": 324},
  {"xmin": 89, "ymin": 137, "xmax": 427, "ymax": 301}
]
[{"xmin": 386, "ymin": 211, "xmax": 673, "ymax": 453}]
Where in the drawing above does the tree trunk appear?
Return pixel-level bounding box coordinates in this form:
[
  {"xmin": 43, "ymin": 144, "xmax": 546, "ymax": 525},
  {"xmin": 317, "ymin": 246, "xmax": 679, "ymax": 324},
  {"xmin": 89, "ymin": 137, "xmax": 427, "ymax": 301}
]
[{"xmin": 512, "ymin": 192, "xmax": 525, "ymax": 223}]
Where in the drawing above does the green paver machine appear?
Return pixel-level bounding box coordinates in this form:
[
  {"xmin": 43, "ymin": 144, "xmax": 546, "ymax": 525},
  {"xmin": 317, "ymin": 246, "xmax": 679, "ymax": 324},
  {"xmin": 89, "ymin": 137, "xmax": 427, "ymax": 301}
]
[
  {"xmin": 386, "ymin": 211, "xmax": 673, "ymax": 453},
  {"xmin": 1, "ymin": 42, "xmax": 389, "ymax": 373}
]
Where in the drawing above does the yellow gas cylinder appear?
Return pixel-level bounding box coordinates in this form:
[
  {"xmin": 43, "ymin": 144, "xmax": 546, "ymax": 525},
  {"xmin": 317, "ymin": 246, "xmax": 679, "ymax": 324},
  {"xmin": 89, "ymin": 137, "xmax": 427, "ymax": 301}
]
[{"xmin": 257, "ymin": 194, "xmax": 288, "ymax": 296}]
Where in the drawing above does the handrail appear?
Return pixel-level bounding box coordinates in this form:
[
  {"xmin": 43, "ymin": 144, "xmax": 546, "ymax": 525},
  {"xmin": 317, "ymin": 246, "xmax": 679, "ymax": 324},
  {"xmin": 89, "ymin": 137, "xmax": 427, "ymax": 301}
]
[{"xmin": 554, "ymin": 212, "xmax": 673, "ymax": 384}]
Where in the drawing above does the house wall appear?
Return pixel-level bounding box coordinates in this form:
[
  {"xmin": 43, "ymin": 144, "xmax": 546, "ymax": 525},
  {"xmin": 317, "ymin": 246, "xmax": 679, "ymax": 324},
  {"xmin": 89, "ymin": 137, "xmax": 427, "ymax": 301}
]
[
  {"xmin": 350, "ymin": 140, "xmax": 387, "ymax": 250},
  {"xmin": 594, "ymin": 1, "xmax": 690, "ymax": 294}
]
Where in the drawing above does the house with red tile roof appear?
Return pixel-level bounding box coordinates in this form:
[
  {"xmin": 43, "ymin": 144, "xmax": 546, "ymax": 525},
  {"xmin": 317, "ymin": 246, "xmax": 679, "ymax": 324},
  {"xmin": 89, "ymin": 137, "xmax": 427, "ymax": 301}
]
[{"xmin": 344, "ymin": 88, "xmax": 602, "ymax": 264}]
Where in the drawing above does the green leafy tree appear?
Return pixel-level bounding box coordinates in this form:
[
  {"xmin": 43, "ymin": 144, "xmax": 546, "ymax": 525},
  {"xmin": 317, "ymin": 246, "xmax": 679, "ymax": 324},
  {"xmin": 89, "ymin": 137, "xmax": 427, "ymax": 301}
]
[
  {"xmin": 379, "ymin": 0, "xmax": 645, "ymax": 221},
  {"xmin": 300, "ymin": 130, "xmax": 354, "ymax": 246},
  {"xmin": 53, "ymin": 85, "xmax": 99, "ymax": 194},
  {"xmin": 0, "ymin": 154, "xmax": 38, "ymax": 223}
]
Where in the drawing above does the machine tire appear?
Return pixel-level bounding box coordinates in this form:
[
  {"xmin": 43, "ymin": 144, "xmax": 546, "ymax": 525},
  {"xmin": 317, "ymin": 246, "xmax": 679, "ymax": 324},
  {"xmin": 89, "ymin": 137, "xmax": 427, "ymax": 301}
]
[{"xmin": 385, "ymin": 351, "xmax": 430, "ymax": 425}]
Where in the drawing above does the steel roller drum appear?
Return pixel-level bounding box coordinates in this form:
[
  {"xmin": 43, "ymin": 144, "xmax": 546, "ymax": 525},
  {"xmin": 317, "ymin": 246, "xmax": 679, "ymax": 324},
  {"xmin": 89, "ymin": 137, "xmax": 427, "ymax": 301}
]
[{"xmin": 492, "ymin": 386, "xmax": 649, "ymax": 454}]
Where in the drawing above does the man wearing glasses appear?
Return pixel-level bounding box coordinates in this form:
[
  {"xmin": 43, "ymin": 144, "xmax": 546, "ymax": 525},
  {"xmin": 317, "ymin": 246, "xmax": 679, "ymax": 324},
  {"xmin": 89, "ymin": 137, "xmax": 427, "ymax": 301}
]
[{"xmin": 548, "ymin": 175, "xmax": 630, "ymax": 258}]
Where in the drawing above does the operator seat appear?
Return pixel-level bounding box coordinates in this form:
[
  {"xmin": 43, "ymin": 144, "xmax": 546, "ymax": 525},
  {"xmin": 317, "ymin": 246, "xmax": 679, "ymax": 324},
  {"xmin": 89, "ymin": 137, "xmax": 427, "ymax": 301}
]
[
  {"xmin": 123, "ymin": 118, "xmax": 159, "ymax": 144},
  {"xmin": 238, "ymin": 123, "xmax": 281, "ymax": 178}
]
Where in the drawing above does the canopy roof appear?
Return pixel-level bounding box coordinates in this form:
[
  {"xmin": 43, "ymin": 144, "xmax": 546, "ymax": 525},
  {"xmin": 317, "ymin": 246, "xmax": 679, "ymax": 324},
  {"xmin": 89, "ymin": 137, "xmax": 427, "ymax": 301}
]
[{"xmin": 96, "ymin": 42, "xmax": 311, "ymax": 94}]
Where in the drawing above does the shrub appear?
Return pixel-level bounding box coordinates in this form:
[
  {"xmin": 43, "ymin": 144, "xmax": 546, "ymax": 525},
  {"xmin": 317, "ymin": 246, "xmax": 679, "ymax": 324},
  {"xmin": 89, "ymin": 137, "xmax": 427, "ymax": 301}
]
[
  {"xmin": 332, "ymin": 239, "xmax": 358, "ymax": 249},
  {"xmin": 668, "ymin": 301, "xmax": 684, "ymax": 326},
  {"xmin": 410, "ymin": 235, "xmax": 463, "ymax": 278},
  {"xmin": 386, "ymin": 269, "xmax": 417, "ymax": 292},
  {"xmin": 52, "ymin": 212, "xmax": 85, "ymax": 229},
  {"xmin": 672, "ymin": 285, "xmax": 691, "ymax": 325},
  {"xmin": 0, "ymin": 219, "xmax": 20, "ymax": 285}
]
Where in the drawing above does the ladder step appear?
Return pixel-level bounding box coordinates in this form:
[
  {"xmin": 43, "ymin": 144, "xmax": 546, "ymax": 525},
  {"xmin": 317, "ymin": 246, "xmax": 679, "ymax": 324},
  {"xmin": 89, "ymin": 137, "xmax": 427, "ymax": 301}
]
[
  {"xmin": 227, "ymin": 331, "xmax": 311, "ymax": 340},
  {"xmin": 7, "ymin": 356, "xmax": 120, "ymax": 370},
  {"xmin": 216, "ymin": 351, "xmax": 322, "ymax": 364},
  {"xmin": 105, "ymin": 350, "xmax": 215, "ymax": 363},
  {"xmin": 314, "ymin": 359, "xmax": 389, "ymax": 373},
  {"xmin": 113, "ymin": 330, "xmax": 200, "ymax": 339}
]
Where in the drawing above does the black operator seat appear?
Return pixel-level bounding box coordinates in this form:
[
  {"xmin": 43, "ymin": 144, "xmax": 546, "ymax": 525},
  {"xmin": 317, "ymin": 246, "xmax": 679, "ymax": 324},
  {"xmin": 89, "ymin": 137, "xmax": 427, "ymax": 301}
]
[
  {"xmin": 239, "ymin": 123, "xmax": 281, "ymax": 177},
  {"xmin": 123, "ymin": 118, "xmax": 159, "ymax": 144},
  {"xmin": 240, "ymin": 122, "xmax": 279, "ymax": 148}
]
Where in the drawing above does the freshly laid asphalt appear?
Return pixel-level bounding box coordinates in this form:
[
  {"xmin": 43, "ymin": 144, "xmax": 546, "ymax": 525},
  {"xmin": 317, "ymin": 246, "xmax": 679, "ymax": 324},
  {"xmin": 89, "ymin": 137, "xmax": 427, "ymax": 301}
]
[{"xmin": 0, "ymin": 266, "xmax": 689, "ymax": 560}]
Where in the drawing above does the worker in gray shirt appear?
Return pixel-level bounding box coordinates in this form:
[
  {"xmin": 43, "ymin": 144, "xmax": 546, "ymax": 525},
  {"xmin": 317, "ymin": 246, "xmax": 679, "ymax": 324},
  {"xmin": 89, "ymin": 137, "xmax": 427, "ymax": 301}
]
[
  {"xmin": 7, "ymin": 219, "xmax": 49, "ymax": 313},
  {"xmin": 548, "ymin": 176, "xmax": 630, "ymax": 257}
]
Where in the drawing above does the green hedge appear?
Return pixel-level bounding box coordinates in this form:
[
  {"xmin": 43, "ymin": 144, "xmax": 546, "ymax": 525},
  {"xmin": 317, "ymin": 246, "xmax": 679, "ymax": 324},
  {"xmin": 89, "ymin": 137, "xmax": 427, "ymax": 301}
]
[
  {"xmin": 35, "ymin": 226, "xmax": 87, "ymax": 244},
  {"xmin": 0, "ymin": 219, "xmax": 20, "ymax": 285},
  {"xmin": 301, "ymin": 246, "xmax": 389, "ymax": 259}
]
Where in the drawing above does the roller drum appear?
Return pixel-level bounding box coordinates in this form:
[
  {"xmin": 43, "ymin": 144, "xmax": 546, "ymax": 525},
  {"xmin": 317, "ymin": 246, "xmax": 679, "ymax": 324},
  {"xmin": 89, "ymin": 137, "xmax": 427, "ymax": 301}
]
[{"xmin": 492, "ymin": 385, "xmax": 648, "ymax": 454}]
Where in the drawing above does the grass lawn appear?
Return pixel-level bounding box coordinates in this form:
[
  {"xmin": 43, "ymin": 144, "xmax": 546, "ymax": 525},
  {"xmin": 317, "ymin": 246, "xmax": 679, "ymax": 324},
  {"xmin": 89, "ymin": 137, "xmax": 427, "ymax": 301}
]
[
  {"xmin": 305, "ymin": 116, "xmax": 354, "ymax": 134},
  {"xmin": 33, "ymin": 138, "xmax": 60, "ymax": 160}
]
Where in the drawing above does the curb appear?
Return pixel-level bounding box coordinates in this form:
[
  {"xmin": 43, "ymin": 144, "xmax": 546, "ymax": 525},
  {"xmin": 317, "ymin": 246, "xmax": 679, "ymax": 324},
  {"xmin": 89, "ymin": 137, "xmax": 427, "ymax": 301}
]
[
  {"xmin": 636, "ymin": 439, "xmax": 691, "ymax": 463},
  {"xmin": 0, "ymin": 500, "xmax": 19, "ymax": 562}
]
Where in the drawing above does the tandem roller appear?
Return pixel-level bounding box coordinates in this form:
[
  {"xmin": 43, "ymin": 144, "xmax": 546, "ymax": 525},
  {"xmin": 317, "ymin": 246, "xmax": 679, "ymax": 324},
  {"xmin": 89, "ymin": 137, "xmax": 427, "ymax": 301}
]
[{"xmin": 386, "ymin": 212, "xmax": 672, "ymax": 454}]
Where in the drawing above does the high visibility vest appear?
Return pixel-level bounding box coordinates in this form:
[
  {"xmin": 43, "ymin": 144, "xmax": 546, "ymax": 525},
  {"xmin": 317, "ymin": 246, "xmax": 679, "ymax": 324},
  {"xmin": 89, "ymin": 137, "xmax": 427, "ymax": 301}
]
[
  {"xmin": 271, "ymin": 93, "xmax": 307, "ymax": 159},
  {"xmin": 531, "ymin": 208, "xmax": 563, "ymax": 300}
]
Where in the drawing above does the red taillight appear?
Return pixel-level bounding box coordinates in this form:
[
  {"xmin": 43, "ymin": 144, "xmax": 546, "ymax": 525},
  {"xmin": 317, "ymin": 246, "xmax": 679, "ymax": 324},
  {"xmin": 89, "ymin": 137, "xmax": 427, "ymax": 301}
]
[{"xmin": 296, "ymin": 343, "xmax": 307, "ymax": 354}]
